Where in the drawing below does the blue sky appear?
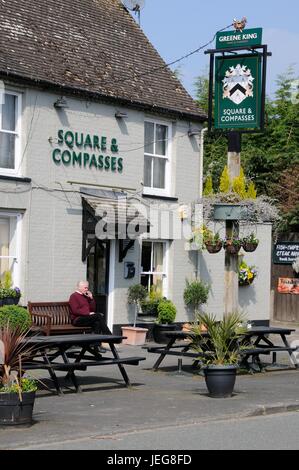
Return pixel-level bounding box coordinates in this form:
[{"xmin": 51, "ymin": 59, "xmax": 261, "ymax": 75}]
[{"xmin": 130, "ymin": 0, "xmax": 299, "ymax": 99}]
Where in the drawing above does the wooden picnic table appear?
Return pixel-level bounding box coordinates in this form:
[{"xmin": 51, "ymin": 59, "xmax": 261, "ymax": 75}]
[
  {"xmin": 144, "ymin": 327, "xmax": 298, "ymax": 372},
  {"xmin": 23, "ymin": 333, "xmax": 145, "ymax": 394}
]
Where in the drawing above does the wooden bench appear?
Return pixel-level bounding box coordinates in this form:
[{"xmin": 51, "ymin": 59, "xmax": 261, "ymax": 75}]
[{"xmin": 28, "ymin": 301, "xmax": 92, "ymax": 336}]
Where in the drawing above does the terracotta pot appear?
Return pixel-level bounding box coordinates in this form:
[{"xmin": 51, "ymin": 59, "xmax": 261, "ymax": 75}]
[{"xmin": 121, "ymin": 326, "xmax": 148, "ymax": 346}]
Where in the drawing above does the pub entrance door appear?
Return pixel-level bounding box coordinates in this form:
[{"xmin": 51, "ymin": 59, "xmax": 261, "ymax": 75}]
[{"xmin": 87, "ymin": 239, "xmax": 110, "ymax": 320}]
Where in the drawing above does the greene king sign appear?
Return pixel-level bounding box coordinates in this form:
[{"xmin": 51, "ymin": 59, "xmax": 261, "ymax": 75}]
[
  {"xmin": 216, "ymin": 28, "xmax": 263, "ymax": 49},
  {"xmin": 214, "ymin": 54, "xmax": 262, "ymax": 129}
]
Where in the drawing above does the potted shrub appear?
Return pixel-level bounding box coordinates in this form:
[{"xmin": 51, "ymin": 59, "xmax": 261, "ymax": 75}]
[
  {"xmin": 122, "ymin": 284, "xmax": 149, "ymax": 345},
  {"xmin": 189, "ymin": 312, "xmax": 247, "ymax": 398},
  {"xmin": 0, "ymin": 324, "xmax": 37, "ymax": 425},
  {"xmin": 0, "ymin": 272, "xmax": 21, "ymax": 306},
  {"xmin": 153, "ymin": 299, "xmax": 177, "ymax": 343},
  {"xmin": 0, "ymin": 305, "xmax": 32, "ymax": 330},
  {"xmin": 223, "ymin": 238, "xmax": 243, "ymax": 254},
  {"xmin": 183, "ymin": 280, "xmax": 210, "ymax": 319},
  {"xmin": 242, "ymin": 233, "xmax": 259, "ymax": 252},
  {"xmin": 140, "ymin": 285, "xmax": 162, "ymax": 317}
]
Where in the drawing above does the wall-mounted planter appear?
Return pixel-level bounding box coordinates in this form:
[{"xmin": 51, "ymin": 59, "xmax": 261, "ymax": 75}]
[{"xmin": 213, "ymin": 204, "xmax": 247, "ymax": 221}]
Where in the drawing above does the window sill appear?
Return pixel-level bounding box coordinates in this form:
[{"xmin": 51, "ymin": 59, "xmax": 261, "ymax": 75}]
[
  {"xmin": 142, "ymin": 193, "xmax": 178, "ymax": 202},
  {"xmin": 0, "ymin": 174, "xmax": 32, "ymax": 183}
]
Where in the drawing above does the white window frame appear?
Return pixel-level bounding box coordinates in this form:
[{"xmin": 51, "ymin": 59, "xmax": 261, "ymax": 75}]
[
  {"xmin": 140, "ymin": 240, "xmax": 169, "ymax": 298},
  {"xmin": 0, "ymin": 90, "xmax": 22, "ymax": 176},
  {"xmin": 143, "ymin": 118, "xmax": 172, "ymax": 197},
  {"xmin": 0, "ymin": 211, "xmax": 22, "ymax": 288}
]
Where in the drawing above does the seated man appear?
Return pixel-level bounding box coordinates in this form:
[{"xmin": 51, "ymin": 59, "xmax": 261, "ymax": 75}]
[{"xmin": 69, "ymin": 280, "xmax": 111, "ymax": 353}]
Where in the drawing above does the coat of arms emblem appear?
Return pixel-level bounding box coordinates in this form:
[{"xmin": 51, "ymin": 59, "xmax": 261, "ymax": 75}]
[{"xmin": 222, "ymin": 64, "xmax": 254, "ymax": 105}]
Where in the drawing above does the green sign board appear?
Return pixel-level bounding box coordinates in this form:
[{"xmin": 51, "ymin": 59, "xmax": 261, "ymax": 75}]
[
  {"xmin": 273, "ymin": 242, "xmax": 299, "ymax": 264},
  {"xmin": 216, "ymin": 28, "xmax": 263, "ymax": 49},
  {"xmin": 214, "ymin": 54, "xmax": 262, "ymax": 130}
]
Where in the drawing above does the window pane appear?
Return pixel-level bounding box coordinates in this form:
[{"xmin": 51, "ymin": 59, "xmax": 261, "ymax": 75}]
[
  {"xmin": 153, "ymin": 242, "xmax": 164, "ymax": 272},
  {"xmin": 144, "ymin": 155, "xmax": 152, "ymax": 187},
  {"xmin": 141, "ymin": 242, "xmax": 152, "ymax": 272},
  {"xmin": 0, "ymin": 133, "xmax": 15, "ymax": 169},
  {"xmin": 2, "ymin": 94, "xmax": 16, "ymax": 131},
  {"xmin": 144, "ymin": 122, "xmax": 154, "ymax": 154},
  {"xmin": 140, "ymin": 273, "xmax": 152, "ymax": 292},
  {"xmin": 153, "ymin": 157, "xmax": 166, "ymax": 188},
  {"xmin": 152, "ymin": 274, "xmax": 163, "ymax": 296},
  {"xmin": 0, "ymin": 218, "xmax": 9, "ymax": 280},
  {"xmin": 155, "ymin": 124, "xmax": 167, "ymax": 156}
]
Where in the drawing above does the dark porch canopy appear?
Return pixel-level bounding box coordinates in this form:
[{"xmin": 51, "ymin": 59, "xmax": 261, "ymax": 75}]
[{"xmin": 81, "ymin": 189, "xmax": 149, "ymax": 262}]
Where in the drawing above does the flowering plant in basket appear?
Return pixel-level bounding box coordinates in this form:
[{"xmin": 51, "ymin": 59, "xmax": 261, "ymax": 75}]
[
  {"xmin": 242, "ymin": 233, "xmax": 259, "ymax": 252},
  {"xmin": 239, "ymin": 260, "xmax": 258, "ymax": 286}
]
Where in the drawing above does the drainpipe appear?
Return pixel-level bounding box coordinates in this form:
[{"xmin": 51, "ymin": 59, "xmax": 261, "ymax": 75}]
[{"xmin": 199, "ymin": 127, "xmax": 208, "ymax": 199}]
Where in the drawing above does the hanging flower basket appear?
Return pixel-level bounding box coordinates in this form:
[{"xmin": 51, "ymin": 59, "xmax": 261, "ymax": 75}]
[
  {"xmin": 224, "ymin": 240, "xmax": 242, "ymax": 254},
  {"xmin": 205, "ymin": 241, "xmax": 223, "ymax": 254},
  {"xmin": 242, "ymin": 241, "xmax": 259, "ymax": 252},
  {"xmin": 242, "ymin": 233, "xmax": 259, "ymax": 252}
]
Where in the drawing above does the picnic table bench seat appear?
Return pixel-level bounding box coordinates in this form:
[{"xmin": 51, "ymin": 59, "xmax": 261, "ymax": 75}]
[{"xmin": 28, "ymin": 301, "xmax": 92, "ymax": 336}]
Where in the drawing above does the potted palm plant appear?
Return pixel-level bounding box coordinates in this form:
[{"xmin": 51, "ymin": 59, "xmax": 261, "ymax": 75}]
[
  {"xmin": 153, "ymin": 299, "xmax": 177, "ymax": 343},
  {"xmin": 122, "ymin": 284, "xmax": 149, "ymax": 345},
  {"xmin": 189, "ymin": 312, "xmax": 247, "ymax": 398},
  {"xmin": 0, "ymin": 323, "xmax": 37, "ymax": 425}
]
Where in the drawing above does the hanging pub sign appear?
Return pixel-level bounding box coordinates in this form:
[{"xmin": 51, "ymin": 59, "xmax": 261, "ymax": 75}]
[
  {"xmin": 216, "ymin": 28, "xmax": 263, "ymax": 50},
  {"xmin": 214, "ymin": 54, "xmax": 262, "ymax": 130},
  {"xmin": 273, "ymin": 242, "xmax": 299, "ymax": 264}
]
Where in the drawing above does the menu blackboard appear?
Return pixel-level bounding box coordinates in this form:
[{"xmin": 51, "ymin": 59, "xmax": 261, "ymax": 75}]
[{"xmin": 273, "ymin": 242, "xmax": 299, "ymax": 264}]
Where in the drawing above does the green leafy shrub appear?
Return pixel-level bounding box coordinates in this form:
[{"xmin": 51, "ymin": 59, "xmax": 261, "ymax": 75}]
[
  {"xmin": 189, "ymin": 312, "xmax": 248, "ymax": 365},
  {"xmin": 219, "ymin": 166, "xmax": 230, "ymax": 193},
  {"xmin": 203, "ymin": 175, "xmax": 214, "ymax": 196},
  {"xmin": 183, "ymin": 280, "xmax": 210, "ymax": 316},
  {"xmin": 0, "ymin": 305, "xmax": 31, "ymax": 330},
  {"xmin": 156, "ymin": 300, "xmax": 177, "ymax": 324},
  {"xmin": 127, "ymin": 284, "xmax": 147, "ymax": 305}
]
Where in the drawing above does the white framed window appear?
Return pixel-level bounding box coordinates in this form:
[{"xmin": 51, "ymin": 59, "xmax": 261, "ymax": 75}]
[
  {"xmin": 140, "ymin": 240, "xmax": 168, "ymax": 297},
  {"xmin": 143, "ymin": 120, "xmax": 171, "ymax": 196},
  {"xmin": 0, "ymin": 90, "xmax": 22, "ymax": 175},
  {"xmin": 0, "ymin": 212, "xmax": 22, "ymax": 288}
]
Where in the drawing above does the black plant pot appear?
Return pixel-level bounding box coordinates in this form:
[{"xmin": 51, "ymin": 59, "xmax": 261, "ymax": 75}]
[
  {"xmin": 203, "ymin": 365, "xmax": 237, "ymax": 398},
  {"xmin": 0, "ymin": 391, "xmax": 35, "ymax": 425},
  {"xmin": 153, "ymin": 323, "xmax": 178, "ymax": 343},
  {"xmin": 2, "ymin": 297, "xmax": 15, "ymax": 306}
]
